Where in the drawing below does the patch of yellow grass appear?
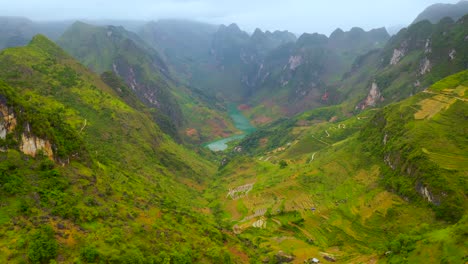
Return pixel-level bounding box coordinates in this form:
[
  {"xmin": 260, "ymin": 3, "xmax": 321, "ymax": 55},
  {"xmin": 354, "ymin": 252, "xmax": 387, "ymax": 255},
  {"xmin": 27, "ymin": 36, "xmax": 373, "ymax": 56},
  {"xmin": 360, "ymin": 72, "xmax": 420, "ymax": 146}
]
[
  {"xmin": 415, "ymin": 95, "xmax": 456, "ymax": 120},
  {"xmin": 356, "ymin": 191, "xmax": 396, "ymax": 220},
  {"xmin": 353, "ymin": 166, "xmax": 380, "ymax": 186}
]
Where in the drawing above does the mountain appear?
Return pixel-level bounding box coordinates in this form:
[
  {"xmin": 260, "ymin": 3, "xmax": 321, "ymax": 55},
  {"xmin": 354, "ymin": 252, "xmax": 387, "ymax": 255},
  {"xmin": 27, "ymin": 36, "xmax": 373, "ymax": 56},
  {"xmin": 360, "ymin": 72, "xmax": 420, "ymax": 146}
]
[
  {"xmin": 212, "ymin": 70, "xmax": 467, "ymax": 263},
  {"xmin": 237, "ymin": 27, "xmax": 389, "ymax": 124},
  {"xmin": 0, "ymin": 35, "xmax": 242, "ymax": 263},
  {"xmin": 57, "ymin": 21, "xmax": 183, "ymax": 138},
  {"xmin": 250, "ymin": 28, "xmax": 297, "ymax": 56},
  {"xmin": 0, "ymin": 16, "xmax": 71, "ymax": 50},
  {"xmin": 142, "ymin": 20, "xmax": 385, "ymax": 118},
  {"xmin": 413, "ymin": 1, "xmax": 468, "ymax": 24},
  {"xmin": 338, "ymin": 14, "xmax": 468, "ymax": 113},
  {"xmin": 0, "ymin": 4, "xmax": 467, "ymax": 263},
  {"xmin": 58, "ymin": 21, "xmax": 238, "ymax": 144},
  {"xmin": 140, "ymin": 19, "xmax": 218, "ymax": 80},
  {"xmin": 140, "ymin": 21, "xmax": 298, "ymax": 101}
]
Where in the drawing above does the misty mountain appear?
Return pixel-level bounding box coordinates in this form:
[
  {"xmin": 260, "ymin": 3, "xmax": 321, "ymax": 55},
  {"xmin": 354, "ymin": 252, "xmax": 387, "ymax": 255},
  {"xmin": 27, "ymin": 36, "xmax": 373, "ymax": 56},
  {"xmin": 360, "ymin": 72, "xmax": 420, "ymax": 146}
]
[
  {"xmin": 58, "ymin": 21, "xmax": 240, "ymax": 144},
  {"xmin": 0, "ymin": 16, "xmax": 71, "ymax": 50},
  {"xmin": 57, "ymin": 21, "xmax": 183, "ymax": 139},
  {"xmin": 413, "ymin": 1, "xmax": 468, "ymax": 24},
  {"xmin": 0, "ymin": 2, "xmax": 467, "ymax": 264}
]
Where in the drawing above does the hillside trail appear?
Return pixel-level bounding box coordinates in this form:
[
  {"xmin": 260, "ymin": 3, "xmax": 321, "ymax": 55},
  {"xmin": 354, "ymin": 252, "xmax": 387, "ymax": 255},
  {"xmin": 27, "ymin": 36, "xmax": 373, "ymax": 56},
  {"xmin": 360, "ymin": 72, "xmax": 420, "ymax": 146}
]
[
  {"xmin": 271, "ymin": 218, "xmax": 282, "ymax": 226},
  {"xmin": 289, "ymin": 221, "xmax": 315, "ymax": 241},
  {"xmin": 423, "ymin": 90, "xmax": 467, "ymax": 102},
  {"xmin": 309, "ymin": 152, "xmax": 317, "ymax": 163}
]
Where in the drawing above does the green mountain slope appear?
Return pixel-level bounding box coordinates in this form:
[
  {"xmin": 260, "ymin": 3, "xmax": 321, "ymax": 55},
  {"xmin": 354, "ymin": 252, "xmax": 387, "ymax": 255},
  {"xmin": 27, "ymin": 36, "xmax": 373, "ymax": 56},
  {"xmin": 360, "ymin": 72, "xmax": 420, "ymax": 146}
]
[
  {"xmin": 208, "ymin": 71, "xmax": 467, "ymax": 263},
  {"xmin": 58, "ymin": 21, "xmax": 238, "ymax": 144},
  {"xmin": 0, "ymin": 35, "xmax": 242, "ymax": 263},
  {"xmin": 239, "ymin": 27, "xmax": 389, "ymax": 124},
  {"xmin": 344, "ymin": 15, "xmax": 468, "ymax": 112}
]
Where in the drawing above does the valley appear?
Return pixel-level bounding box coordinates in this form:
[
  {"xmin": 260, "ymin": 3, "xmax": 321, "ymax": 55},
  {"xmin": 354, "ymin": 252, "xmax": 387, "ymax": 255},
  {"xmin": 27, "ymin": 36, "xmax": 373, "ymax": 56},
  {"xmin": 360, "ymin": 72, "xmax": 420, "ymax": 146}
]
[{"xmin": 0, "ymin": 1, "xmax": 467, "ymax": 263}]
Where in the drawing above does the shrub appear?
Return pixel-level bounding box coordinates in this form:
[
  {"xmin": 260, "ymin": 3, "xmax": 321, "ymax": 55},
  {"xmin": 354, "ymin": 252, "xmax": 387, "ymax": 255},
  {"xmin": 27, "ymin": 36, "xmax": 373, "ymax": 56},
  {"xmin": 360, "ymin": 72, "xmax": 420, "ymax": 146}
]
[
  {"xmin": 80, "ymin": 245, "xmax": 99, "ymax": 263},
  {"xmin": 28, "ymin": 226, "xmax": 58, "ymax": 264},
  {"xmin": 279, "ymin": 160, "xmax": 288, "ymax": 169}
]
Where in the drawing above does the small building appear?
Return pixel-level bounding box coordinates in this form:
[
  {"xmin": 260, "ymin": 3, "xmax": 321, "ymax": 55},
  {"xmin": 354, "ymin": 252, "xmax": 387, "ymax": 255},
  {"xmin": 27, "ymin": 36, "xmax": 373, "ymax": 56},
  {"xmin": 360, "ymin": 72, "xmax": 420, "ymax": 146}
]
[{"xmin": 311, "ymin": 258, "xmax": 320, "ymax": 263}]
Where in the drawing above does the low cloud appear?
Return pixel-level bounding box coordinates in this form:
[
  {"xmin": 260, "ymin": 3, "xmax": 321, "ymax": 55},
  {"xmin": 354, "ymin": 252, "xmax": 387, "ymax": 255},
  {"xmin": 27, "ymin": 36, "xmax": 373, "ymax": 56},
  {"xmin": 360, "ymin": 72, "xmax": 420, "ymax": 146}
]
[{"xmin": 2, "ymin": 0, "xmax": 460, "ymax": 34}]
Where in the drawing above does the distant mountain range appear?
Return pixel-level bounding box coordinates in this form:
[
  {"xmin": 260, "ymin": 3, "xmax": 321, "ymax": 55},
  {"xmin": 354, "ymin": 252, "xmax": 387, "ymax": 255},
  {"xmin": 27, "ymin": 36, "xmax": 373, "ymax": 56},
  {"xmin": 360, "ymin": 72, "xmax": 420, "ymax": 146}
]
[
  {"xmin": 413, "ymin": 0, "xmax": 468, "ymax": 24},
  {"xmin": 0, "ymin": 2, "xmax": 466, "ymax": 263}
]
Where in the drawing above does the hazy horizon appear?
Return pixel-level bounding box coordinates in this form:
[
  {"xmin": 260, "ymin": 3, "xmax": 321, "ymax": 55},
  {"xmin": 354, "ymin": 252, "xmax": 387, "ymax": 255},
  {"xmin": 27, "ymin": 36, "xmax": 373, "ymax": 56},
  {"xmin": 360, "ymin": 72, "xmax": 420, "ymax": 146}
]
[{"xmin": 1, "ymin": 0, "xmax": 463, "ymax": 35}]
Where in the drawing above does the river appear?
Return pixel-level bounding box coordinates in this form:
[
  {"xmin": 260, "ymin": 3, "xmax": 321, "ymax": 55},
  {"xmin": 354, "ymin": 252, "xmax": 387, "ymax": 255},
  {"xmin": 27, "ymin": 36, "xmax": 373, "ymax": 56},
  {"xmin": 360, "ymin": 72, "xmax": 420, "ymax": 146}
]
[{"xmin": 205, "ymin": 105, "xmax": 255, "ymax": 151}]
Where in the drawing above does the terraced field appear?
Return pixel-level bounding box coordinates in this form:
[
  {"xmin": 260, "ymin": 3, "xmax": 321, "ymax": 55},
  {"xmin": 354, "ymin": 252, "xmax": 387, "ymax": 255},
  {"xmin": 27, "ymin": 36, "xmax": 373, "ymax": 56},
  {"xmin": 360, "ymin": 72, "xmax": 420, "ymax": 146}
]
[{"xmin": 206, "ymin": 72, "xmax": 468, "ymax": 263}]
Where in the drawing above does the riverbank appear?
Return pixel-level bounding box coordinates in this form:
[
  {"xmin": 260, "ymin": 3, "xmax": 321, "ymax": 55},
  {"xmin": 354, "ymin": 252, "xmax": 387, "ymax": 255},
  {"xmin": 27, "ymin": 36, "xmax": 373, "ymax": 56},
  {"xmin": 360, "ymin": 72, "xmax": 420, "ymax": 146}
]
[{"xmin": 205, "ymin": 105, "xmax": 255, "ymax": 151}]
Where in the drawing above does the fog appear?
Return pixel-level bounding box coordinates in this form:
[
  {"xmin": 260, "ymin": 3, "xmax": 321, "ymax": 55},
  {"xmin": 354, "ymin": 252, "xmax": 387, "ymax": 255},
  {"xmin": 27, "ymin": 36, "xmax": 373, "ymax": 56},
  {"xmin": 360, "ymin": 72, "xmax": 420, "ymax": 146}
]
[{"xmin": 1, "ymin": 0, "xmax": 462, "ymax": 34}]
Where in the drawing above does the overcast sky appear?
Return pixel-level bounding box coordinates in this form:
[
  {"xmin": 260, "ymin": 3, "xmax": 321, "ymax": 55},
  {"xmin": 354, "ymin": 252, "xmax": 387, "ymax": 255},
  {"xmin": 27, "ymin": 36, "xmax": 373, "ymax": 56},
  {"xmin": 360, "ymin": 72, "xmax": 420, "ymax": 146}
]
[{"xmin": 1, "ymin": 0, "xmax": 462, "ymax": 34}]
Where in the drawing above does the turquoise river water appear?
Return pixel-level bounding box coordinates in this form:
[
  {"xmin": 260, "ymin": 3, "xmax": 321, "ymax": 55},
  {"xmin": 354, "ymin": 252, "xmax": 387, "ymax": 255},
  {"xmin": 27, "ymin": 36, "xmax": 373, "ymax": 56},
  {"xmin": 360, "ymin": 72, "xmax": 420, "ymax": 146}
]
[{"xmin": 205, "ymin": 105, "xmax": 256, "ymax": 151}]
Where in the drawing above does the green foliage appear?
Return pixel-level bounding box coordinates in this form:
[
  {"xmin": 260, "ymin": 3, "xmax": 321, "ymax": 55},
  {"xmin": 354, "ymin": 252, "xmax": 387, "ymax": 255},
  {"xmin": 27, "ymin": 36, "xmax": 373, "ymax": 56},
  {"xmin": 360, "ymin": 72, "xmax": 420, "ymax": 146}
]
[
  {"xmin": 239, "ymin": 118, "xmax": 296, "ymax": 154},
  {"xmin": 119, "ymin": 248, "xmax": 145, "ymax": 264},
  {"xmin": 57, "ymin": 21, "xmax": 184, "ymax": 129},
  {"xmin": 80, "ymin": 245, "xmax": 99, "ymax": 263},
  {"xmin": 0, "ymin": 35, "xmax": 235, "ymax": 263},
  {"xmin": 278, "ymin": 160, "xmax": 288, "ymax": 169},
  {"xmin": 27, "ymin": 225, "xmax": 58, "ymax": 264},
  {"xmin": 388, "ymin": 234, "xmax": 419, "ymax": 255}
]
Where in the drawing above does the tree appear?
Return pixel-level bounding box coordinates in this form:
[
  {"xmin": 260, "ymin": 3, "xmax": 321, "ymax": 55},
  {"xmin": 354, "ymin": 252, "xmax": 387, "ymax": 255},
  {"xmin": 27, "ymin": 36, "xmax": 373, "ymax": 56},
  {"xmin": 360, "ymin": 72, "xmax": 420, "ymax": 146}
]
[
  {"xmin": 28, "ymin": 226, "xmax": 58, "ymax": 264},
  {"xmin": 279, "ymin": 160, "xmax": 288, "ymax": 169}
]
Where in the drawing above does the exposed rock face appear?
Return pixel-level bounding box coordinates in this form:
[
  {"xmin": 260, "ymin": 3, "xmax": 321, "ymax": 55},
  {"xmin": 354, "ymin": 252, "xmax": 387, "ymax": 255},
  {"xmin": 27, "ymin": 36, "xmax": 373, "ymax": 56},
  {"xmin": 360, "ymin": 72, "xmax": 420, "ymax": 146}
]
[
  {"xmin": 288, "ymin": 55, "xmax": 302, "ymax": 70},
  {"xmin": 1, "ymin": 100, "xmax": 54, "ymax": 160},
  {"xmin": 383, "ymin": 133, "xmax": 388, "ymax": 145},
  {"xmin": 449, "ymin": 49, "xmax": 456, "ymax": 60},
  {"xmin": 0, "ymin": 102, "xmax": 17, "ymax": 139},
  {"xmin": 20, "ymin": 133, "xmax": 54, "ymax": 159},
  {"xmin": 414, "ymin": 80, "xmax": 421, "ymax": 87},
  {"xmin": 424, "ymin": 38, "xmax": 432, "ymax": 54},
  {"xmin": 416, "ymin": 183, "xmax": 440, "ymax": 205},
  {"xmin": 419, "ymin": 57, "xmax": 432, "ymax": 75},
  {"xmin": 357, "ymin": 82, "xmax": 384, "ymax": 110},
  {"xmin": 390, "ymin": 48, "xmax": 405, "ymax": 65},
  {"xmin": 384, "ymin": 154, "xmax": 396, "ymax": 170}
]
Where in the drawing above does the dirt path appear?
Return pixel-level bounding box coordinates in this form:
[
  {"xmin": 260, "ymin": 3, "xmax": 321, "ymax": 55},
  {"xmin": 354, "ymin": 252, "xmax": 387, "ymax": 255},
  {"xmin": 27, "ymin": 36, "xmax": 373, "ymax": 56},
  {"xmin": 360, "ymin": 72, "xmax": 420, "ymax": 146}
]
[
  {"xmin": 79, "ymin": 119, "xmax": 87, "ymax": 133},
  {"xmin": 271, "ymin": 218, "xmax": 282, "ymax": 226},
  {"xmin": 311, "ymin": 135, "xmax": 331, "ymax": 146},
  {"xmin": 423, "ymin": 90, "xmax": 467, "ymax": 102},
  {"xmin": 325, "ymin": 130, "xmax": 330, "ymax": 137},
  {"xmin": 309, "ymin": 152, "xmax": 317, "ymax": 164}
]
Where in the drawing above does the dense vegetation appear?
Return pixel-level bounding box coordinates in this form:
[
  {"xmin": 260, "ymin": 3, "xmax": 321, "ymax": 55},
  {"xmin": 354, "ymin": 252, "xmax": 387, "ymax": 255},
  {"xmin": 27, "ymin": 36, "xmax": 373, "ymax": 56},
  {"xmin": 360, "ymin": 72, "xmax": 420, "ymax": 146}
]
[
  {"xmin": 209, "ymin": 71, "xmax": 467, "ymax": 263},
  {"xmin": 0, "ymin": 3, "xmax": 466, "ymax": 263},
  {"xmin": 58, "ymin": 21, "xmax": 239, "ymax": 144},
  {"xmin": 0, "ymin": 36, "xmax": 241, "ymax": 263}
]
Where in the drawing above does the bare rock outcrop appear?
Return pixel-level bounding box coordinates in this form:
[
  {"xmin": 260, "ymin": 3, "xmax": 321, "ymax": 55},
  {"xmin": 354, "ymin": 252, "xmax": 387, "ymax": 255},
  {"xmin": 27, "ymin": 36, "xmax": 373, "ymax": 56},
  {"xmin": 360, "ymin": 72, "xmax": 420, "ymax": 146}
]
[
  {"xmin": 356, "ymin": 82, "xmax": 384, "ymax": 110},
  {"xmin": 1, "ymin": 99, "xmax": 54, "ymax": 160},
  {"xmin": 20, "ymin": 133, "xmax": 54, "ymax": 159},
  {"xmin": 390, "ymin": 48, "xmax": 405, "ymax": 65},
  {"xmin": 419, "ymin": 57, "xmax": 432, "ymax": 75},
  {"xmin": 288, "ymin": 55, "xmax": 302, "ymax": 70},
  {"xmin": 0, "ymin": 102, "xmax": 17, "ymax": 139},
  {"xmin": 449, "ymin": 49, "xmax": 456, "ymax": 60}
]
